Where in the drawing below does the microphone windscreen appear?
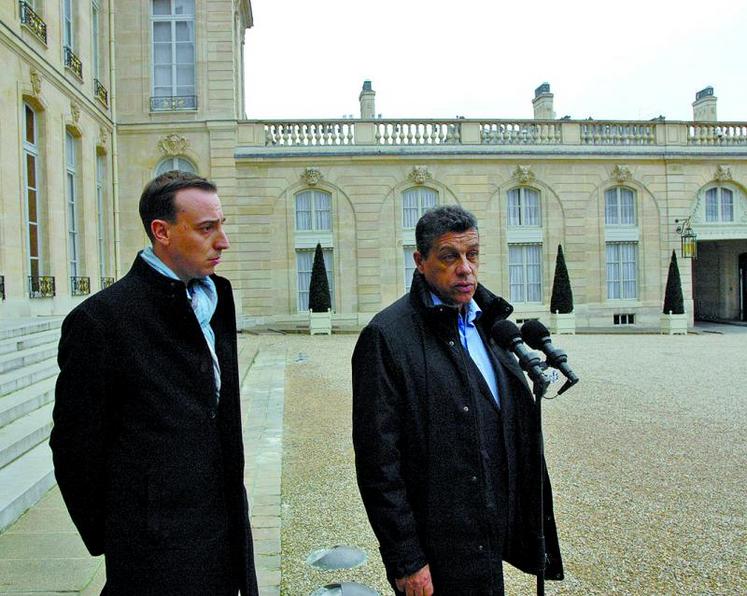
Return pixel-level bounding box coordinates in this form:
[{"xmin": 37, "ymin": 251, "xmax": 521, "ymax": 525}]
[
  {"xmin": 491, "ymin": 320, "xmax": 521, "ymax": 349},
  {"xmin": 521, "ymin": 320, "xmax": 551, "ymax": 349}
]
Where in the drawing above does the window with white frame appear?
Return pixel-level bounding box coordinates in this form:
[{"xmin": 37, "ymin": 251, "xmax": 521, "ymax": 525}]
[
  {"xmin": 155, "ymin": 156, "xmax": 196, "ymax": 176},
  {"xmin": 508, "ymin": 244, "xmax": 542, "ymax": 303},
  {"xmin": 507, "ymin": 187, "xmax": 541, "ymax": 227},
  {"xmin": 605, "ymin": 187, "xmax": 636, "ymax": 225},
  {"xmin": 65, "ymin": 132, "xmax": 80, "ymax": 277},
  {"xmin": 402, "ymin": 187, "xmax": 437, "ymax": 229},
  {"xmin": 23, "ymin": 103, "xmax": 42, "ymax": 278},
  {"xmin": 705, "ymin": 187, "xmax": 734, "ymax": 222},
  {"xmin": 606, "ymin": 242, "xmax": 637, "ymax": 299},
  {"xmin": 92, "ymin": 1, "xmax": 101, "ymax": 80},
  {"xmin": 296, "ymin": 249, "xmax": 334, "ymax": 312},
  {"xmin": 403, "ymin": 246, "xmax": 416, "ymax": 292},
  {"xmin": 295, "ymin": 190, "xmax": 331, "ymax": 231},
  {"xmin": 151, "ymin": 0, "xmax": 195, "ymax": 109},
  {"xmin": 63, "ymin": 0, "xmax": 74, "ymax": 48},
  {"xmin": 96, "ymin": 153, "xmax": 109, "ymax": 278}
]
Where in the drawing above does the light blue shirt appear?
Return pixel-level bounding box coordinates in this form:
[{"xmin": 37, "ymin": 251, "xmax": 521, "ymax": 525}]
[
  {"xmin": 431, "ymin": 292, "xmax": 500, "ymax": 407},
  {"xmin": 140, "ymin": 247, "xmax": 221, "ymax": 401}
]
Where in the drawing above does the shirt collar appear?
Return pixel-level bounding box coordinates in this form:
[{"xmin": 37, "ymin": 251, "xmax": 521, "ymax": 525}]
[{"xmin": 429, "ymin": 292, "xmax": 482, "ymax": 325}]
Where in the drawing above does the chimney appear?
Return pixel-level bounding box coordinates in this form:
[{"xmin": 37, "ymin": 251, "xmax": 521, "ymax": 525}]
[
  {"xmin": 359, "ymin": 80, "xmax": 376, "ymax": 119},
  {"xmin": 692, "ymin": 86, "xmax": 717, "ymax": 122},
  {"xmin": 532, "ymin": 82, "xmax": 555, "ymax": 120}
]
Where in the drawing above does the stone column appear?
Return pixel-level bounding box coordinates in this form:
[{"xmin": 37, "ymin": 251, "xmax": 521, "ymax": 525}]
[
  {"xmin": 692, "ymin": 86, "xmax": 717, "ymax": 122},
  {"xmin": 359, "ymin": 80, "xmax": 376, "ymax": 119},
  {"xmin": 532, "ymin": 82, "xmax": 555, "ymax": 120}
]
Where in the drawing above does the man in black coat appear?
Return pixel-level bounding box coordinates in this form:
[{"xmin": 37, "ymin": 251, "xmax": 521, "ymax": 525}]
[
  {"xmin": 50, "ymin": 171, "xmax": 258, "ymax": 595},
  {"xmin": 352, "ymin": 205, "xmax": 563, "ymax": 595}
]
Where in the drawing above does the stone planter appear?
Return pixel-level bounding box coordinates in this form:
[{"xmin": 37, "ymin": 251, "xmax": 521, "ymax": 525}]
[
  {"xmin": 550, "ymin": 312, "xmax": 575, "ymax": 335},
  {"xmin": 309, "ymin": 309, "xmax": 332, "ymax": 335},
  {"xmin": 660, "ymin": 312, "xmax": 688, "ymax": 335}
]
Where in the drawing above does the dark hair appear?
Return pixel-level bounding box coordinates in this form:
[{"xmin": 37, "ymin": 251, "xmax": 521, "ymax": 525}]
[
  {"xmin": 415, "ymin": 205, "xmax": 478, "ymax": 257},
  {"xmin": 139, "ymin": 170, "xmax": 217, "ymax": 241}
]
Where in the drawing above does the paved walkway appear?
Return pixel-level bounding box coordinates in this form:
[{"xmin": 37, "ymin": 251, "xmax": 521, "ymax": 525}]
[{"xmin": 0, "ymin": 337, "xmax": 287, "ymax": 595}]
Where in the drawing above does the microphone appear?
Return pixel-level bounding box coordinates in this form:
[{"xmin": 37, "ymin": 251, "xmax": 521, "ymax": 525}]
[
  {"xmin": 491, "ymin": 320, "xmax": 546, "ymax": 385},
  {"xmin": 521, "ymin": 320, "xmax": 579, "ymax": 395}
]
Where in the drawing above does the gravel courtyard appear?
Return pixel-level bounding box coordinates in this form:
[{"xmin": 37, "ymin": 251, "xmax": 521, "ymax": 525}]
[{"xmin": 266, "ymin": 330, "xmax": 746, "ymax": 595}]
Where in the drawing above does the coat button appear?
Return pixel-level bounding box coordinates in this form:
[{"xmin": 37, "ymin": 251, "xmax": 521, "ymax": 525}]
[
  {"xmin": 470, "ymin": 475, "xmax": 477, "ymax": 483},
  {"xmin": 208, "ymin": 408, "xmax": 217, "ymax": 419},
  {"xmin": 463, "ymin": 406, "xmax": 469, "ymax": 413},
  {"xmin": 478, "ymin": 545, "xmax": 484, "ymax": 552},
  {"xmin": 448, "ymin": 340, "xmax": 455, "ymax": 347}
]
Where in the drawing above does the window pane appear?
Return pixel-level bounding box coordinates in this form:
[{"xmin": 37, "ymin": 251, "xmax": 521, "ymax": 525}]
[
  {"xmin": 296, "ymin": 250, "xmax": 313, "ymax": 311},
  {"xmin": 153, "ymin": 21, "xmax": 172, "ymax": 42},
  {"xmin": 25, "ymin": 105, "xmax": 35, "ymax": 145},
  {"xmin": 176, "ymin": 65, "xmax": 194, "ymax": 86},
  {"xmin": 606, "ymin": 244, "xmax": 619, "ymax": 299},
  {"xmin": 323, "ymin": 249, "xmax": 335, "ymax": 307},
  {"xmin": 508, "ymin": 189, "xmax": 521, "ymax": 226},
  {"xmin": 175, "ymin": 42, "xmax": 193, "ymax": 63},
  {"xmin": 296, "ymin": 193, "xmax": 312, "ymax": 230},
  {"xmin": 526, "ymin": 244, "xmax": 542, "ymax": 302},
  {"xmin": 403, "ymin": 191, "xmax": 418, "ymax": 228},
  {"xmin": 152, "ymin": 0, "xmax": 171, "ymax": 16},
  {"xmin": 421, "ymin": 189, "xmax": 437, "ymax": 210},
  {"xmin": 26, "ymin": 154, "xmax": 37, "ymax": 189},
  {"xmin": 508, "ymin": 246, "xmax": 525, "ymax": 303},
  {"xmin": 175, "ymin": 0, "xmax": 195, "ymax": 15},
  {"xmin": 620, "ymin": 188, "xmax": 635, "ymax": 224},
  {"xmin": 65, "ymin": 133, "xmax": 75, "ymax": 168},
  {"xmin": 605, "ymin": 189, "xmax": 619, "ymax": 225},
  {"xmin": 29, "ymin": 224, "xmax": 39, "ymax": 257},
  {"xmin": 175, "ymin": 21, "xmax": 194, "ymax": 42},
  {"xmin": 705, "ymin": 188, "xmax": 718, "ymax": 222},
  {"xmin": 525, "ymin": 189, "xmax": 540, "ymax": 226},
  {"xmin": 174, "ymin": 157, "xmax": 195, "ymax": 173},
  {"xmin": 404, "ymin": 247, "xmax": 416, "ymax": 292},
  {"xmin": 154, "ymin": 43, "xmax": 172, "ymax": 64},
  {"xmin": 721, "ymin": 189, "xmax": 733, "ymax": 222},
  {"xmin": 314, "ymin": 192, "xmax": 331, "ymax": 231},
  {"xmin": 27, "ymin": 188, "xmax": 37, "ymax": 221}
]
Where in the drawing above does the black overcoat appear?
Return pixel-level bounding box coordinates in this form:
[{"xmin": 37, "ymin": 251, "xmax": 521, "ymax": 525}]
[
  {"xmin": 352, "ymin": 272, "xmax": 563, "ymax": 594},
  {"xmin": 50, "ymin": 256, "xmax": 258, "ymax": 595}
]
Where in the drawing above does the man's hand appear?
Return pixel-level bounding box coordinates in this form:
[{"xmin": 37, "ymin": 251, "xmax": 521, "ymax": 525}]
[{"xmin": 395, "ymin": 564, "xmax": 433, "ymax": 595}]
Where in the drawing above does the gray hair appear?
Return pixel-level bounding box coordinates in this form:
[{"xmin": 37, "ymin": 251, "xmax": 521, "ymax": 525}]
[{"xmin": 415, "ymin": 205, "xmax": 478, "ymax": 257}]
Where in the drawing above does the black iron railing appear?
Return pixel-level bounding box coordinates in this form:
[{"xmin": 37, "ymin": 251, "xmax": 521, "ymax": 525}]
[
  {"xmin": 71, "ymin": 276, "xmax": 91, "ymax": 296},
  {"xmin": 94, "ymin": 79, "xmax": 108, "ymax": 107},
  {"xmin": 150, "ymin": 95, "xmax": 197, "ymax": 111},
  {"xmin": 100, "ymin": 276, "xmax": 115, "ymax": 289},
  {"xmin": 19, "ymin": 1, "xmax": 47, "ymax": 44},
  {"xmin": 64, "ymin": 46, "xmax": 83, "ymax": 80},
  {"xmin": 29, "ymin": 275, "xmax": 55, "ymax": 298}
]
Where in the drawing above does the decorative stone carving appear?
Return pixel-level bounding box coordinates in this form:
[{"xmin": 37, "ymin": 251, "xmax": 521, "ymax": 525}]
[
  {"xmin": 301, "ymin": 167, "xmax": 323, "ymax": 186},
  {"xmin": 158, "ymin": 134, "xmax": 190, "ymax": 156},
  {"xmin": 612, "ymin": 165, "xmax": 632, "ymax": 183},
  {"xmin": 408, "ymin": 166, "xmax": 432, "ymax": 185},
  {"xmin": 714, "ymin": 165, "xmax": 732, "ymax": 182},
  {"xmin": 98, "ymin": 127, "xmax": 108, "ymax": 149},
  {"xmin": 70, "ymin": 102, "xmax": 80, "ymax": 125},
  {"xmin": 512, "ymin": 165, "xmax": 535, "ymax": 184},
  {"xmin": 30, "ymin": 69, "xmax": 42, "ymax": 96}
]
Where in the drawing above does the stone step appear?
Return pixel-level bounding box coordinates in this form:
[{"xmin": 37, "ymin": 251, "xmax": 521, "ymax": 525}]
[
  {"xmin": 0, "ymin": 402, "xmax": 54, "ymax": 469},
  {"xmin": 0, "ymin": 377, "xmax": 56, "ymax": 428},
  {"xmin": 0, "ymin": 359, "xmax": 59, "ymax": 398},
  {"xmin": 0, "ymin": 318, "xmax": 62, "ymax": 342},
  {"xmin": 0, "ymin": 343, "xmax": 58, "ymax": 375},
  {"xmin": 0, "ymin": 328, "xmax": 60, "ymax": 357},
  {"xmin": 0, "ymin": 441, "xmax": 55, "ymax": 533}
]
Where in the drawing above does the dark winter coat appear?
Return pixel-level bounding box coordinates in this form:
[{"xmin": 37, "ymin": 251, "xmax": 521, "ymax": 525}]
[
  {"xmin": 50, "ymin": 256, "xmax": 258, "ymax": 595},
  {"xmin": 352, "ymin": 271, "xmax": 563, "ymax": 594}
]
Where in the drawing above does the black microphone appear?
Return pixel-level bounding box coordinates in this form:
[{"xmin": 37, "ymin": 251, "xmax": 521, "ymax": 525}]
[
  {"xmin": 491, "ymin": 320, "xmax": 546, "ymax": 385},
  {"xmin": 521, "ymin": 320, "xmax": 579, "ymax": 395}
]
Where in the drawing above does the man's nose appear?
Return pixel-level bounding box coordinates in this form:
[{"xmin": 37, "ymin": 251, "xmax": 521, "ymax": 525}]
[
  {"xmin": 215, "ymin": 228, "xmax": 230, "ymax": 250},
  {"xmin": 455, "ymin": 256, "xmax": 473, "ymax": 275}
]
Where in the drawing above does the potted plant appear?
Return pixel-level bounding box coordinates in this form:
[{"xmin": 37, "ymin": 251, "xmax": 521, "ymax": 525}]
[
  {"xmin": 660, "ymin": 250, "xmax": 688, "ymax": 335},
  {"xmin": 549, "ymin": 244, "xmax": 575, "ymax": 334},
  {"xmin": 308, "ymin": 243, "xmax": 332, "ymax": 335}
]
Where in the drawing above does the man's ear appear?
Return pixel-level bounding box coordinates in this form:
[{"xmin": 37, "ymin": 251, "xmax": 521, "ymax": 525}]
[
  {"xmin": 413, "ymin": 250, "xmax": 424, "ymax": 273},
  {"xmin": 150, "ymin": 219, "xmax": 170, "ymax": 246}
]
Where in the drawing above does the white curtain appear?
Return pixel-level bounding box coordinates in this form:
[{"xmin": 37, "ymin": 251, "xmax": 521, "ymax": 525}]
[
  {"xmin": 296, "ymin": 249, "xmax": 334, "ymax": 311},
  {"xmin": 721, "ymin": 188, "xmax": 734, "ymax": 222},
  {"xmin": 607, "ymin": 242, "xmax": 637, "ymax": 299},
  {"xmin": 508, "ymin": 244, "xmax": 542, "ymax": 303},
  {"xmin": 402, "ymin": 188, "xmax": 437, "ymax": 228},
  {"xmin": 403, "ymin": 247, "xmax": 416, "ymax": 292}
]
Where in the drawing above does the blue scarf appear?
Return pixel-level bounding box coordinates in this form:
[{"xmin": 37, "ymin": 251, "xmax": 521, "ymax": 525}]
[{"xmin": 140, "ymin": 247, "xmax": 221, "ymax": 401}]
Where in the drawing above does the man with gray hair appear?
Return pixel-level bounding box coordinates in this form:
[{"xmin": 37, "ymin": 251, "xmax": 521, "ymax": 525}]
[{"xmin": 352, "ymin": 205, "xmax": 563, "ymax": 595}]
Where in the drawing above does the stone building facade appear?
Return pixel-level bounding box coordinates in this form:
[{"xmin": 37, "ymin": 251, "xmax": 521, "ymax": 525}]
[{"xmin": 2, "ymin": 1, "xmax": 746, "ymax": 328}]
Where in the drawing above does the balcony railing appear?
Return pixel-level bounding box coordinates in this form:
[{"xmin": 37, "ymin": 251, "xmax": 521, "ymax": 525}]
[
  {"xmin": 29, "ymin": 276, "xmax": 55, "ymax": 299},
  {"xmin": 95, "ymin": 79, "xmax": 109, "ymax": 107},
  {"xmin": 150, "ymin": 95, "xmax": 197, "ymax": 111},
  {"xmin": 100, "ymin": 277, "xmax": 115, "ymax": 289},
  {"xmin": 64, "ymin": 46, "xmax": 83, "ymax": 81},
  {"xmin": 71, "ymin": 276, "xmax": 90, "ymax": 296},
  {"xmin": 19, "ymin": 1, "xmax": 47, "ymax": 44},
  {"xmin": 248, "ymin": 118, "xmax": 747, "ymax": 151},
  {"xmin": 0, "ymin": 275, "xmax": 5, "ymax": 301}
]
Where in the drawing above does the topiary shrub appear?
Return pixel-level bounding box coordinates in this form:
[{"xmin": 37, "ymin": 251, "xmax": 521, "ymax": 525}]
[
  {"xmin": 550, "ymin": 244, "xmax": 573, "ymax": 314},
  {"xmin": 308, "ymin": 243, "xmax": 331, "ymax": 313},
  {"xmin": 662, "ymin": 250, "xmax": 685, "ymax": 315}
]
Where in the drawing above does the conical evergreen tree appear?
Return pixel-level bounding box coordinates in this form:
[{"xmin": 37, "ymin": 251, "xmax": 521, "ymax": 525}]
[
  {"xmin": 662, "ymin": 250, "xmax": 685, "ymax": 315},
  {"xmin": 308, "ymin": 243, "xmax": 331, "ymax": 313},
  {"xmin": 550, "ymin": 244, "xmax": 573, "ymax": 314}
]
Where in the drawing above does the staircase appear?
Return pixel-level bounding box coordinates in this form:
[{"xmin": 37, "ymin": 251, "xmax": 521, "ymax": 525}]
[{"xmin": 0, "ymin": 318, "xmax": 62, "ymax": 532}]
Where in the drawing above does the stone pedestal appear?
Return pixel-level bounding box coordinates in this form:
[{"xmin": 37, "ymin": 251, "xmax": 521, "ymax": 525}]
[
  {"xmin": 309, "ymin": 309, "xmax": 332, "ymax": 335},
  {"xmin": 660, "ymin": 313, "xmax": 688, "ymax": 335},
  {"xmin": 550, "ymin": 312, "xmax": 576, "ymax": 335}
]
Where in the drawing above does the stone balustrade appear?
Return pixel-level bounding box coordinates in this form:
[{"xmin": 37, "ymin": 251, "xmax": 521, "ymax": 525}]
[{"xmin": 246, "ymin": 119, "xmax": 747, "ymax": 151}]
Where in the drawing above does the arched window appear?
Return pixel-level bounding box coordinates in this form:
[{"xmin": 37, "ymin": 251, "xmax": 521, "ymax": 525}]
[
  {"xmin": 295, "ymin": 190, "xmax": 331, "ymax": 231},
  {"xmin": 704, "ymin": 187, "xmax": 734, "ymax": 222},
  {"xmin": 154, "ymin": 156, "xmax": 196, "ymax": 176},
  {"xmin": 402, "ymin": 187, "xmax": 437, "ymax": 228},
  {"xmin": 605, "ymin": 186, "xmax": 636, "ymax": 225},
  {"xmin": 507, "ymin": 187, "xmax": 540, "ymax": 226}
]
